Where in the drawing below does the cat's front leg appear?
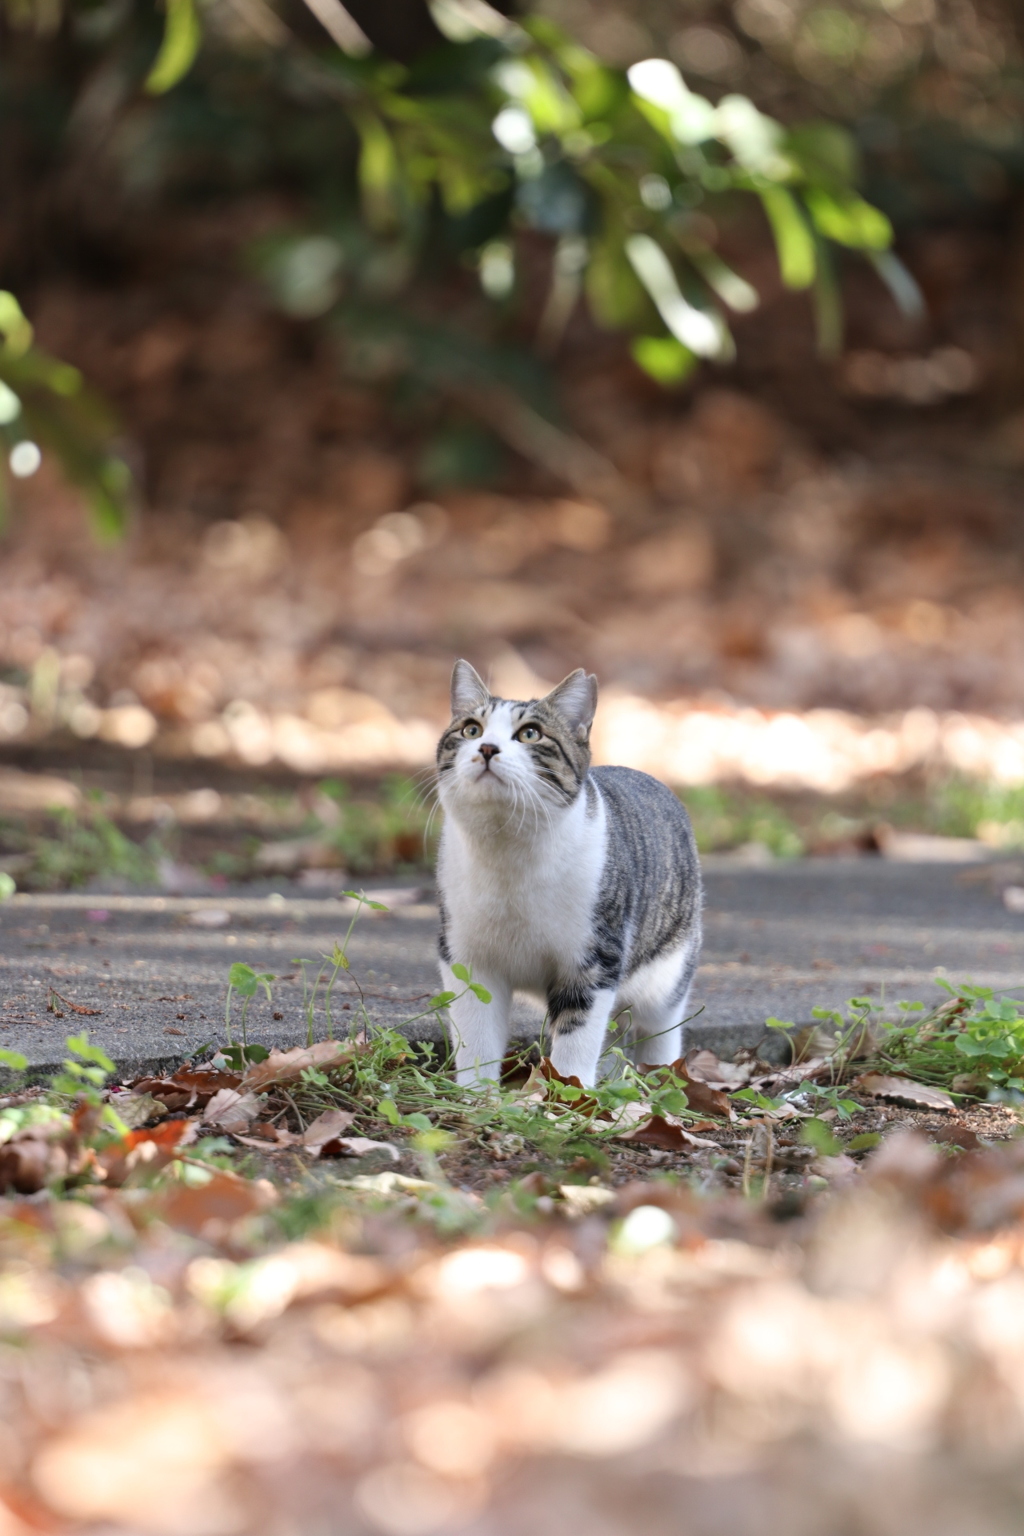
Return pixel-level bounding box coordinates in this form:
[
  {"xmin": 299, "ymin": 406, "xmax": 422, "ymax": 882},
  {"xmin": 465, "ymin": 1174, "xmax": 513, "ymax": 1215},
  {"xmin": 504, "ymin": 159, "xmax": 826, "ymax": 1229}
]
[
  {"xmin": 547, "ymin": 981, "xmax": 618, "ymax": 1087},
  {"xmin": 442, "ymin": 962, "xmax": 512, "ymax": 1086}
]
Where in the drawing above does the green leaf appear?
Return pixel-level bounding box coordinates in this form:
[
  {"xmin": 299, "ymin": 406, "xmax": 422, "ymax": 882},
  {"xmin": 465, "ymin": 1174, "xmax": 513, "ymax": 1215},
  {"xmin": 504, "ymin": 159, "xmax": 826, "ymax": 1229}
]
[
  {"xmin": 451, "ymin": 962, "xmax": 471, "ymax": 983},
  {"xmin": 429, "ymin": 992, "xmax": 457, "ymax": 1009},
  {"xmin": 602, "ymin": 1082, "xmax": 642, "ymax": 1104},
  {"xmin": 228, "ymin": 962, "xmax": 259, "ymax": 998},
  {"xmin": 377, "ymin": 1097, "xmax": 401, "ymax": 1126},
  {"xmin": 785, "ymin": 121, "xmax": 860, "ymax": 187},
  {"xmin": 50, "ymin": 1072, "xmax": 83, "ymax": 1097},
  {"xmin": 801, "ymin": 1118, "xmax": 842, "ymax": 1157},
  {"xmin": 299, "ymin": 1066, "xmax": 331, "ymax": 1087},
  {"xmin": 625, "ymin": 235, "xmax": 728, "ymax": 359},
  {"xmin": 956, "ymin": 1035, "xmax": 999, "ymax": 1058},
  {"xmin": 65, "ymin": 1034, "xmax": 115, "ymax": 1072},
  {"xmin": 0, "ymin": 873, "xmax": 15, "ymax": 901},
  {"xmin": 657, "ymin": 1088, "xmax": 690, "ymax": 1117},
  {"xmin": 688, "ymin": 249, "xmax": 759, "ymax": 314},
  {"xmin": 804, "ymin": 188, "xmax": 892, "ymax": 251},
  {"xmin": 569, "ymin": 59, "xmax": 625, "ymax": 122},
  {"xmin": 341, "ymin": 891, "xmax": 387, "ymax": 910},
  {"xmin": 413, "ymin": 1127, "xmax": 456, "ymax": 1154},
  {"xmin": 469, "ymin": 983, "xmax": 492, "ymax": 1003},
  {"xmin": 355, "ymin": 112, "xmax": 400, "ymax": 233},
  {"xmin": 145, "ymin": 0, "xmax": 202, "ymax": 95},
  {"xmin": 0, "ymin": 1048, "xmax": 27, "ymax": 1072},
  {"xmin": 760, "ymin": 188, "xmax": 816, "ymax": 289},
  {"xmin": 733, "ymin": 1087, "xmax": 782, "ymax": 1110},
  {"xmin": 630, "ymin": 335, "xmax": 697, "ymax": 386},
  {"xmin": 404, "ymin": 1112, "xmax": 433, "ymax": 1132},
  {"xmin": 0, "ymin": 292, "xmax": 34, "ymax": 357},
  {"xmin": 88, "ymin": 477, "xmax": 129, "ymax": 543},
  {"xmin": 585, "ymin": 240, "xmax": 649, "ymax": 330},
  {"xmin": 765, "ymin": 1016, "xmax": 796, "ymax": 1031},
  {"xmin": 846, "ymin": 1131, "xmax": 881, "ymax": 1152}
]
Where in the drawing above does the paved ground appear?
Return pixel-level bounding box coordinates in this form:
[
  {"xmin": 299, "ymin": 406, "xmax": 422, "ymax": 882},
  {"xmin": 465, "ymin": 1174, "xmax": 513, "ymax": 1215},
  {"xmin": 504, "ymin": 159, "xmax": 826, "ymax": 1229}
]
[{"xmin": 1, "ymin": 859, "xmax": 1023, "ymax": 1076}]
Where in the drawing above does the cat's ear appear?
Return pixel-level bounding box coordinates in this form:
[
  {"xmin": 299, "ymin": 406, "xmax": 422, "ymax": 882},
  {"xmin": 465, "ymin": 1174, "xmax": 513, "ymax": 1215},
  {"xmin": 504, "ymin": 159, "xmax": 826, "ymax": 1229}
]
[
  {"xmin": 451, "ymin": 659, "xmax": 490, "ymax": 717},
  {"xmin": 545, "ymin": 669, "xmax": 598, "ymax": 740}
]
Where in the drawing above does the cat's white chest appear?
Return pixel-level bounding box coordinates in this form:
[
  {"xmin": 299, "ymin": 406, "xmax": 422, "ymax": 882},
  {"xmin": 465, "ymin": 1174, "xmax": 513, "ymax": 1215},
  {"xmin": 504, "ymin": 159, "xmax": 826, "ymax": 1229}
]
[{"xmin": 439, "ymin": 793, "xmax": 606, "ymax": 991}]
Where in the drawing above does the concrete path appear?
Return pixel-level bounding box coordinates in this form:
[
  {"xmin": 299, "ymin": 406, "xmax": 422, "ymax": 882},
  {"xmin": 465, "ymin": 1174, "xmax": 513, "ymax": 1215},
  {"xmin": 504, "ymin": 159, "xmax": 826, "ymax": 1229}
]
[{"xmin": 1, "ymin": 859, "xmax": 1022, "ymax": 1076}]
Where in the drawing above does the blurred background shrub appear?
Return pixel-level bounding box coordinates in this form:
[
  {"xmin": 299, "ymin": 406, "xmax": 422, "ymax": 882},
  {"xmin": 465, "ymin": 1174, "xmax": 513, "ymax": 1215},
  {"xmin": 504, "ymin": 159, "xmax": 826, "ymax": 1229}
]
[{"xmin": 1, "ymin": 0, "xmax": 942, "ymax": 509}]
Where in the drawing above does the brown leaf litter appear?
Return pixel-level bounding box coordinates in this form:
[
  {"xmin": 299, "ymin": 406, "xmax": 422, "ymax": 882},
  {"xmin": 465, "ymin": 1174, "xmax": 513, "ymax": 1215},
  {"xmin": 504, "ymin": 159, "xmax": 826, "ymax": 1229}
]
[
  {"xmin": 852, "ymin": 1072, "xmax": 957, "ymax": 1111},
  {"xmin": 6, "ymin": 1132, "xmax": 1024, "ymax": 1534}
]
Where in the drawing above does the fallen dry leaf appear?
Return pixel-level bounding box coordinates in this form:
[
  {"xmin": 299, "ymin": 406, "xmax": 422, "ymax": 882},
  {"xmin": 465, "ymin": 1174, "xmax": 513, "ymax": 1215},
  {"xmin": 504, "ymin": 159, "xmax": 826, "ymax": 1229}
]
[
  {"xmin": 47, "ymin": 990, "xmax": 100, "ymax": 1017},
  {"xmin": 242, "ymin": 1040, "xmax": 353, "ymax": 1093},
  {"xmin": 317, "ymin": 1136, "xmax": 399, "ymax": 1161},
  {"xmin": 203, "ymin": 1088, "xmax": 261, "ymax": 1133},
  {"xmin": 98, "ymin": 1119, "xmax": 197, "ymax": 1186},
  {"xmin": 0, "ymin": 1133, "xmax": 70, "ymax": 1195},
  {"xmin": 758, "ymin": 1103, "xmax": 804, "ymax": 1122},
  {"xmin": 684, "ymin": 1048, "xmax": 756, "ymax": 1092},
  {"xmin": 852, "ymin": 1073, "xmax": 955, "ymax": 1111},
  {"xmin": 302, "ymin": 1109, "xmax": 356, "ymax": 1150},
  {"xmin": 617, "ymin": 1115, "xmax": 719, "ymax": 1152},
  {"xmin": 559, "ymin": 1183, "xmax": 616, "ymax": 1215},
  {"xmin": 131, "ymin": 1064, "xmax": 243, "ymax": 1112},
  {"xmin": 231, "ymin": 1124, "xmax": 302, "ymax": 1150},
  {"xmin": 529, "ymin": 1058, "xmax": 611, "ymax": 1119},
  {"xmin": 752, "ymin": 1057, "xmax": 831, "ymax": 1093},
  {"xmin": 679, "ymin": 1078, "xmax": 733, "ymax": 1119},
  {"xmin": 109, "ymin": 1092, "xmax": 164, "ymax": 1130},
  {"xmin": 930, "ymin": 1125, "xmax": 983, "ymax": 1151},
  {"xmin": 153, "ymin": 1169, "xmax": 276, "ymax": 1236}
]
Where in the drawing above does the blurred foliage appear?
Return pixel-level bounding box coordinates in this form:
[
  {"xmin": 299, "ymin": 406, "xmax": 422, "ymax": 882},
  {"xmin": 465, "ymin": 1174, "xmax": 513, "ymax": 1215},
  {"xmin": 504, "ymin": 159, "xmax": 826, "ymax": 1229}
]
[
  {"xmin": 3, "ymin": 0, "xmax": 1021, "ymax": 511},
  {"xmin": 318, "ymin": 773, "xmax": 435, "ymax": 870},
  {"xmin": 683, "ymin": 783, "xmax": 806, "ymax": 857},
  {"xmin": 154, "ymin": 4, "xmax": 901, "ymax": 363},
  {"xmin": 539, "ymin": 0, "xmax": 1024, "ymax": 225},
  {"xmin": 0, "ymin": 0, "xmax": 911, "ymax": 513},
  {"xmin": 2, "ymin": 805, "xmax": 160, "ymax": 889},
  {"xmin": 930, "ymin": 776, "xmax": 1024, "ymax": 849},
  {"xmin": 0, "ymin": 292, "xmax": 129, "ymax": 536}
]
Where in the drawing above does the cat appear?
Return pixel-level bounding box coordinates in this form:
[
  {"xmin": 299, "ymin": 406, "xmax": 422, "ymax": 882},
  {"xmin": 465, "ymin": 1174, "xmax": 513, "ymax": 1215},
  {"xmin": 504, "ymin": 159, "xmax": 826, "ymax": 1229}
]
[{"xmin": 435, "ymin": 659, "xmax": 702, "ymax": 1087}]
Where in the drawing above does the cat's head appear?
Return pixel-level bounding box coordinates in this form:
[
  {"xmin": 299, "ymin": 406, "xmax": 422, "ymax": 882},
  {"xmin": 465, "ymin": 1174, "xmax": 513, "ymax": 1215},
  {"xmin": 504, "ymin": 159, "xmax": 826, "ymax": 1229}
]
[{"xmin": 437, "ymin": 660, "xmax": 598, "ymax": 815}]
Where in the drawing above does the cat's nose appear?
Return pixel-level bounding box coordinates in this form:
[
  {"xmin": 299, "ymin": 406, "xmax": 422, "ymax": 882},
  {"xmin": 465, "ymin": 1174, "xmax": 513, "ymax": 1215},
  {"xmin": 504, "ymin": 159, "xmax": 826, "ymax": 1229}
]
[{"xmin": 478, "ymin": 743, "xmax": 500, "ymax": 763}]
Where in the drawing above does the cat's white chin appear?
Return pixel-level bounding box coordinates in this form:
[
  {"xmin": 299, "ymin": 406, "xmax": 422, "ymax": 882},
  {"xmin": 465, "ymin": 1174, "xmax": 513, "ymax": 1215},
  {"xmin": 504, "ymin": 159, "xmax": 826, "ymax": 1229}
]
[{"xmin": 459, "ymin": 769, "xmax": 512, "ymax": 800}]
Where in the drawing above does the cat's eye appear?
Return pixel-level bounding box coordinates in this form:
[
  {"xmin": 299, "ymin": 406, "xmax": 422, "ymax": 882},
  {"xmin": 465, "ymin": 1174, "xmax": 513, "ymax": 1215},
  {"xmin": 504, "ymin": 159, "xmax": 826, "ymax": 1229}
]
[
  {"xmin": 517, "ymin": 725, "xmax": 542, "ymax": 743},
  {"xmin": 462, "ymin": 721, "xmax": 483, "ymax": 739}
]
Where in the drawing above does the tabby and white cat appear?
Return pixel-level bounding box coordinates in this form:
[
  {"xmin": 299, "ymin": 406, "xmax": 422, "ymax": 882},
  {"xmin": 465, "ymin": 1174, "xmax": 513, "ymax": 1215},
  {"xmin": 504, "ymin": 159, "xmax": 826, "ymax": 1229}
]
[{"xmin": 435, "ymin": 660, "xmax": 702, "ymax": 1087}]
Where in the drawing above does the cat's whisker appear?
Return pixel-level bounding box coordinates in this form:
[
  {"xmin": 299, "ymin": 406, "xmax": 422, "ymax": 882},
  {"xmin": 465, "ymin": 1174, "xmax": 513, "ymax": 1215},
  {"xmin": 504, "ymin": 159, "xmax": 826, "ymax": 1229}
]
[
  {"xmin": 398, "ymin": 770, "xmax": 438, "ymax": 814},
  {"xmin": 423, "ymin": 796, "xmax": 444, "ymax": 851},
  {"xmin": 504, "ymin": 777, "xmax": 526, "ymax": 837},
  {"xmin": 520, "ymin": 775, "xmax": 554, "ymax": 831}
]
